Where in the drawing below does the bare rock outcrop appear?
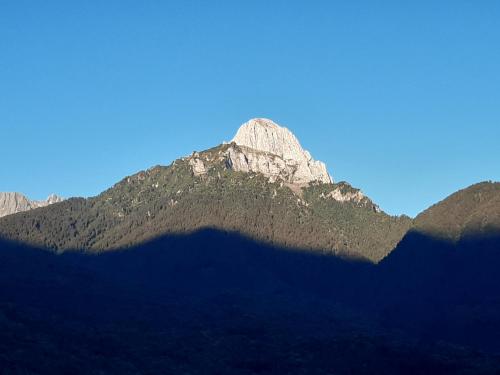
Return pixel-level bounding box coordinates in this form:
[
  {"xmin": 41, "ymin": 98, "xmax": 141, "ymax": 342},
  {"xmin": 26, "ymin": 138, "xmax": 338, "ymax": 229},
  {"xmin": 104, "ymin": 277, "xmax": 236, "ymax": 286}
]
[
  {"xmin": 319, "ymin": 183, "xmax": 381, "ymax": 212},
  {"xmin": 227, "ymin": 118, "xmax": 333, "ymax": 184},
  {"xmin": 0, "ymin": 192, "xmax": 63, "ymax": 218},
  {"xmin": 188, "ymin": 153, "xmax": 207, "ymax": 176}
]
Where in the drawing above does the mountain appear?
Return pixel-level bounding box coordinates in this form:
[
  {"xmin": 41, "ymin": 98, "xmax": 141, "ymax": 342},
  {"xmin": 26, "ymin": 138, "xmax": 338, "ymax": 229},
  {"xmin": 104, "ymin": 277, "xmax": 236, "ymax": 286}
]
[
  {"xmin": 0, "ymin": 192, "xmax": 63, "ymax": 218},
  {"xmin": 1, "ymin": 122, "xmax": 500, "ymax": 372},
  {"xmin": 375, "ymin": 181, "xmax": 500, "ymax": 352},
  {"xmin": 414, "ymin": 181, "xmax": 500, "ymax": 240},
  {"xmin": 0, "ymin": 119, "xmax": 411, "ymax": 262}
]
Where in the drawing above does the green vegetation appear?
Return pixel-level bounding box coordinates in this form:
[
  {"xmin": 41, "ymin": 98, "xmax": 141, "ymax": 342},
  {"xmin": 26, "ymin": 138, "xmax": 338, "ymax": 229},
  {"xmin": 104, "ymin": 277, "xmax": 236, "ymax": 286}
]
[
  {"xmin": 0, "ymin": 145, "xmax": 412, "ymax": 262},
  {"xmin": 414, "ymin": 181, "xmax": 500, "ymax": 241}
]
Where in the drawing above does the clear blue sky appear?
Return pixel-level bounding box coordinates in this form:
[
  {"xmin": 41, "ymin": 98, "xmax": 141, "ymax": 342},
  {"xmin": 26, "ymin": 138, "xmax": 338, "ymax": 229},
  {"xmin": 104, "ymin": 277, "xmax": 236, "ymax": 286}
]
[{"xmin": 1, "ymin": 1, "xmax": 499, "ymax": 217}]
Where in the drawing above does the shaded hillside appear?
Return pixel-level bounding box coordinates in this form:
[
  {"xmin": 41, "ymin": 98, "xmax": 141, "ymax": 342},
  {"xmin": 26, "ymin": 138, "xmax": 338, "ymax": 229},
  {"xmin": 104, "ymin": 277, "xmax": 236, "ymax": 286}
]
[
  {"xmin": 0, "ymin": 144, "xmax": 411, "ymax": 262},
  {"xmin": 1, "ymin": 231, "xmax": 499, "ymax": 375},
  {"xmin": 376, "ymin": 182, "xmax": 500, "ymax": 352},
  {"xmin": 377, "ymin": 231, "xmax": 500, "ymax": 353}
]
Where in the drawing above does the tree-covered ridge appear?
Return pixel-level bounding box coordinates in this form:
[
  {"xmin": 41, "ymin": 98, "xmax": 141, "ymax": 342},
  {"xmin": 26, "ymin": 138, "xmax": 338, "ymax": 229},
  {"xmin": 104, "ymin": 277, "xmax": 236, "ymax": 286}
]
[
  {"xmin": 0, "ymin": 144, "xmax": 412, "ymax": 262},
  {"xmin": 414, "ymin": 181, "xmax": 500, "ymax": 241}
]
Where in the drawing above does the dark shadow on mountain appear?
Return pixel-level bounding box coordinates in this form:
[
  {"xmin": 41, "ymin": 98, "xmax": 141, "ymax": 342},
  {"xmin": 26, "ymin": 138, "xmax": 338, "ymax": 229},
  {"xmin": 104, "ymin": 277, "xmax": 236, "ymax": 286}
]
[
  {"xmin": 376, "ymin": 230, "xmax": 500, "ymax": 353},
  {"xmin": 0, "ymin": 229, "xmax": 373, "ymax": 331},
  {"xmin": 1, "ymin": 229, "xmax": 500, "ymax": 374}
]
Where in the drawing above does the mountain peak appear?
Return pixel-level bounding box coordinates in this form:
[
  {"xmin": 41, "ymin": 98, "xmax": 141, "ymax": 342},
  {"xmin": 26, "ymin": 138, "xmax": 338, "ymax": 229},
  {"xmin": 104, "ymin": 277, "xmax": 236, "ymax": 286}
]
[
  {"xmin": 242, "ymin": 118, "xmax": 280, "ymax": 129},
  {"xmin": 46, "ymin": 194, "xmax": 64, "ymax": 205},
  {"xmin": 0, "ymin": 192, "xmax": 64, "ymax": 218},
  {"xmin": 230, "ymin": 118, "xmax": 333, "ymax": 184},
  {"xmin": 232, "ymin": 118, "xmax": 307, "ymax": 161}
]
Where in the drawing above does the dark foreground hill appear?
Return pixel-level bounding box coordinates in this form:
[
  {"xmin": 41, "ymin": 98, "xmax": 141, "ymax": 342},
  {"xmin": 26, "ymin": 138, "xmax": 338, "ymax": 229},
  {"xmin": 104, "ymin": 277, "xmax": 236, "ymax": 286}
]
[
  {"xmin": 1, "ymin": 227, "xmax": 500, "ymax": 374},
  {"xmin": 375, "ymin": 182, "xmax": 500, "ymax": 353}
]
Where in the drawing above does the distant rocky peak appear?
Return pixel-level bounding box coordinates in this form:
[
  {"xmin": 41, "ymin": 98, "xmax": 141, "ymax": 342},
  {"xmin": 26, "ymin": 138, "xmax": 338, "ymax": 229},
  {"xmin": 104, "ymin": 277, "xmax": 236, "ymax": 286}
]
[
  {"xmin": 46, "ymin": 194, "xmax": 64, "ymax": 205},
  {"xmin": 0, "ymin": 192, "xmax": 64, "ymax": 218},
  {"xmin": 228, "ymin": 118, "xmax": 333, "ymax": 185}
]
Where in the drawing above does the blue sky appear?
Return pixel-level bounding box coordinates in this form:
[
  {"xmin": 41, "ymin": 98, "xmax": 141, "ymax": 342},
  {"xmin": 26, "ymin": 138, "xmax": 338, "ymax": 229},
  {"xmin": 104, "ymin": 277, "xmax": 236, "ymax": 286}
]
[{"xmin": 1, "ymin": 1, "xmax": 499, "ymax": 217}]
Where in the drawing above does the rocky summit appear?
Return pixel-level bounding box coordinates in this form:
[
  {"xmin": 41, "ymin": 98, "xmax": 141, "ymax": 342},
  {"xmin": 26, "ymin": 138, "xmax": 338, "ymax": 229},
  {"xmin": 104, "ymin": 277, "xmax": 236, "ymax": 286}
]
[
  {"xmin": 0, "ymin": 192, "xmax": 63, "ymax": 218},
  {"xmin": 189, "ymin": 118, "xmax": 332, "ymax": 185},
  {"xmin": 228, "ymin": 118, "xmax": 332, "ymax": 184}
]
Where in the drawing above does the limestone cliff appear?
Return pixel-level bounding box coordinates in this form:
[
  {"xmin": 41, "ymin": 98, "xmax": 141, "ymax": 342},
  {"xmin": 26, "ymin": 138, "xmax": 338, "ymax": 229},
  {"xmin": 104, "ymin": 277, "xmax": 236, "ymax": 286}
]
[
  {"xmin": 0, "ymin": 192, "xmax": 63, "ymax": 218},
  {"xmin": 226, "ymin": 118, "xmax": 332, "ymax": 184}
]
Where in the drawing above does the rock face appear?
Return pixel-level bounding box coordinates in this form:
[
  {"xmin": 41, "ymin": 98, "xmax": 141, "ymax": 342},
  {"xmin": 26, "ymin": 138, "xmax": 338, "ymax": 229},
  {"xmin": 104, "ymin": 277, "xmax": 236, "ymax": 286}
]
[
  {"xmin": 319, "ymin": 182, "xmax": 381, "ymax": 212},
  {"xmin": 45, "ymin": 194, "xmax": 63, "ymax": 205},
  {"xmin": 228, "ymin": 118, "xmax": 332, "ymax": 184},
  {"xmin": 188, "ymin": 154, "xmax": 207, "ymax": 176},
  {"xmin": 0, "ymin": 192, "xmax": 63, "ymax": 218}
]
